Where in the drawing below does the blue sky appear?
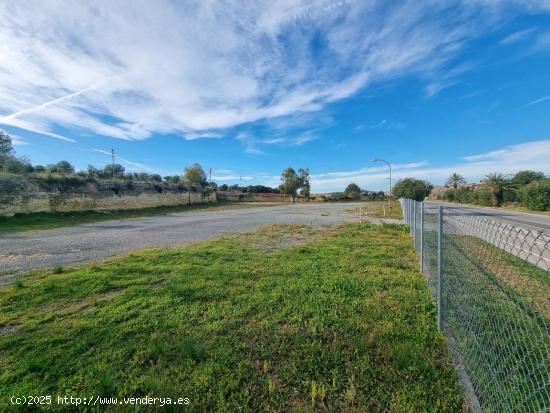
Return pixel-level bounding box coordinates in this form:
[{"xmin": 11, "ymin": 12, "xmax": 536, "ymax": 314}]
[{"xmin": 0, "ymin": 0, "xmax": 549, "ymax": 192}]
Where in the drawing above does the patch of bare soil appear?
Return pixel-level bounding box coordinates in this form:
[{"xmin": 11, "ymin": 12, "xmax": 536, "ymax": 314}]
[{"xmin": 241, "ymin": 224, "xmax": 335, "ymax": 252}]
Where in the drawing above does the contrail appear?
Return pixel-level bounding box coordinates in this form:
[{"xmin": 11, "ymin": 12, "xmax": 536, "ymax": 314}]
[
  {"xmin": 0, "ymin": 82, "xmax": 100, "ymax": 124},
  {"xmin": 527, "ymin": 95, "xmax": 550, "ymax": 106},
  {"xmin": 91, "ymin": 148, "xmax": 152, "ymax": 171},
  {"xmin": 0, "ymin": 124, "xmax": 76, "ymax": 143}
]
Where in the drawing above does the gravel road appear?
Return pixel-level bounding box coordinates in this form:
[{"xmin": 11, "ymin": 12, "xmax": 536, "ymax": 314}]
[{"xmin": 0, "ymin": 202, "xmax": 367, "ymax": 279}]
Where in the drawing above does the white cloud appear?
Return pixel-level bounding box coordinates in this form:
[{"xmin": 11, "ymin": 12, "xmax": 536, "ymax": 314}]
[
  {"xmin": 355, "ymin": 119, "xmax": 407, "ymax": 131},
  {"xmin": 0, "ymin": 0, "xmax": 544, "ymax": 143},
  {"xmin": 10, "ymin": 135, "xmax": 28, "ymax": 146},
  {"xmin": 306, "ymin": 140, "xmax": 550, "ymax": 192},
  {"xmin": 499, "ymin": 28, "xmax": 537, "ymax": 45}
]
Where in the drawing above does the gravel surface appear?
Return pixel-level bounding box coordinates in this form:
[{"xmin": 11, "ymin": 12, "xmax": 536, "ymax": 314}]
[{"xmin": 0, "ymin": 202, "xmax": 368, "ymax": 279}]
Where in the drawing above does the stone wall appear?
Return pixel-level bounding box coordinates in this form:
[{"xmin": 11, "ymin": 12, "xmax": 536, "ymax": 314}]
[
  {"xmin": 0, "ymin": 176, "xmax": 215, "ymax": 216},
  {"xmin": 217, "ymin": 191, "xmax": 294, "ymax": 202}
]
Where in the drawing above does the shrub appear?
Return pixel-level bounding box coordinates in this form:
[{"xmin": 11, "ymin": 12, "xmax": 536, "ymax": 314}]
[
  {"xmin": 470, "ymin": 190, "xmax": 493, "ymax": 206},
  {"xmin": 521, "ymin": 180, "xmax": 550, "ymax": 211},
  {"xmin": 344, "ymin": 183, "xmax": 361, "ymax": 199},
  {"xmin": 393, "ymin": 178, "xmax": 433, "ymax": 202}
]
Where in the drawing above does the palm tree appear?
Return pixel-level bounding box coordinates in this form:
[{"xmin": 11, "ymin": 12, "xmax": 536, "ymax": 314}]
[
  {"xmin": 446, "ymin": 172, "xmax": 466, "ymax": 189},
  {"xmin": 480, "ymin": 172, "xmax": 509, "ymax": 207},
  {"xmin": 446, "ymin": 172, "xmax": 466, "ymax": 202}
]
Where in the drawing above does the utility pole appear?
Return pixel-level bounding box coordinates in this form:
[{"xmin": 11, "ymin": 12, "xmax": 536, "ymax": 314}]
[
  {"xmin": 111, "ymin": 149, "xmax": 115, "ymax": 179},
  {"xmin": 209, "ymin": 168, "xmax": 212, "ymax": 182}
]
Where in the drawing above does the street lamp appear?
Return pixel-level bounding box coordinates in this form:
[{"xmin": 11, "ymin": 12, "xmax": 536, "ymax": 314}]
[{"xmin": 372, "ymin": 158, "xmax": 392, "ymax": 210}]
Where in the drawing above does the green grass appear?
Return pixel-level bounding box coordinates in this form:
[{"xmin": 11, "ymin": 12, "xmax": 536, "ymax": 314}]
[
  {"xmin": 0, "ymin": 223, "xmax": 462, "ymax": 411},
  {"xmin": 432, "ymin": 232, "xmax": 549, "ymax": 412},
  {"xmin": 348, "ymin": 201, "xmax": 403, "ymax": 220},
  {"xmin": 0, "ymin": 201, "xmax": 274, "ymax": 234}
]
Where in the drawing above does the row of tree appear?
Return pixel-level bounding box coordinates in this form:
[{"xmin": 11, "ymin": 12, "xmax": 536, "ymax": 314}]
[
  {"xmin": 218, "ymin": 184, "xmax": 280, "ymax": 193},
  {"xmin": 440, "ymin": 171, "xmax": 550, "ymax": 210},
  {"xmin": 1, "ymin": 131, "xmax": 220, "ymax": 189},
  {"xmin": 393, "ymin": 170, "xmax": 550, "ymax": 211}
]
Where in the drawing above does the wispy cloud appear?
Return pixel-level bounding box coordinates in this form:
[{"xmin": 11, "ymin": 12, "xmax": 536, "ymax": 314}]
[
  {"xmin": 355, "ymin": 120, "xmax": 407, "ymax": 132},
  {"xmin": 9, "ymin": 135, "xmax": 28, "ymax": 146},
  {"xmin": 0, "ymin": 0, "xmax": 545, "ymax": 143},
  {"xmin": 499, "ymin": 28, "xmax": 537, "ymax": 45},
  {"xmin": 527, "ymin": 95, "xmax": 550, "ymax": 106},
  {"xmin": 306, "ymin": 140, "xmax": 550, "ymax": 192}
]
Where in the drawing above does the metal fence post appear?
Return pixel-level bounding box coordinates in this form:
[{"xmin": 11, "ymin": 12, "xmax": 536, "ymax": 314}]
[
  {"xmin": 437, "ymin": 205, "xmax": 443, "ymax": 332},
  {"xmin": 413, "ymin": 201, "xmax": 417, "ymax": 243},
  {"xmin": 420, "ymin": 202, "xmax": 424, "ymax": 272},
  {"xmin": 410, "ymin": 201, "xmax": 413, "ymax": 229}
]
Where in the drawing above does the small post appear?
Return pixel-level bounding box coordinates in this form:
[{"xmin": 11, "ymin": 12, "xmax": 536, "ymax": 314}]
[
  {"xmin": 437, "ymin": 205, "xmax": 443, "ymax": 332},
  {"xmin": 420, "ymin": 202, "xmax": 424, "ymax": 272}
]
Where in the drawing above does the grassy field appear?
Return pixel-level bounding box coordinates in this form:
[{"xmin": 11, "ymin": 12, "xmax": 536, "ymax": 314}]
[
  {"xmin": 347, "ymin": 201, "xmax": 403, "ymax": 221},
  {"xmin": 0, "ymin": 223, "xmax": 462, "ymax": 411},
  {"xmin": 0, "ymin": 201, "xmax": 282, "ymax": 234}
]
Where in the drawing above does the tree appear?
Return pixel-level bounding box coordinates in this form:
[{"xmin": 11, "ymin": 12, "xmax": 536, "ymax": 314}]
[
  {"xmin": 183, "ymin": 163, "xmax": 207, "ymax": 188},
  {"xmin": 280, "ymin": 167, "xmax": 299, "ymax": 203},
  {"xmin": 219, "ymin": 184, "xmax": 229, "ymax": 191},
  {"xmin": 46, "ymin": 160, "xmax": 75, "ymax": 174},
  {"xmin": 479, "ymin": 172, "xmax": 510, "ymax": 207},
  {"xmin": 446, "ymin": 173, "xmax": 466, "ymax": 189},
  {"xmin": 392, "ymin": 178, "xmax": 433, "ymax": 202},
  {"xmin": 34, "ymin": 165, "xmax": 46, "ymax": 173},
  {"xmin": 521, "ymin": 179, "xmax": 550, "ymax": 211},
  {"xmin": 298, "ymin": 168, "xmax": 311, "ymax": 201},
  {"xmin": 0, "ymin": 130, "xmax": 14, "ymax": 160},
  {"xmin": 344, "ymin": 183, "xmax": 361, "ymax": 199},
  {"xmin": 3, "ymin": 157, "xmax": 33, "ymax": 174},
  {"xmin": 511, "ymin": 170, "xmax": 545, "ymax": 186},
  {"xmin": 150, "ymin": 174, "xmax": 162, "ymax": 183},
  {"xmin": 86, "ymin": 165, "xmax": 101, "ymax": 178},
  {"xmin": 103, "ymin": 163, "xmax": 125, "ymax": 179},
  {"xmin": 163, "ymin": 175, "xmax": 181, "ymax": 185}
]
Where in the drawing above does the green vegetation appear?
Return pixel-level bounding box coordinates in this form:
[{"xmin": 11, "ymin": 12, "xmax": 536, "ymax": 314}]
[
  {"xmin": 0, "ymin": 130, "xmax": 217, "ymax": 192},
  {"xmin": 344, "ymin": 183, "xmax": 361, "ymax": 199},
  {"xmin": 521, "ymin": 179, "xmax": 550, "ymax": 211},
  {"xmin": 438, "ymin": 170, "xmax": 550, "ymax": 211},
  {"xmin": 392, "ymin": 178, "xmax": 433, "ymax": 202},
  {"xmin": 219, "ymin": 184, "xmax": 281, "ymax": 193},
  {"xmin": 438, "ymin": 233, "xmax": 549, "ymax": 411},
  {"xmin": 0, "ymin": 201, "xmax": 259, "ymax": 234},
  {"xmin": 279, "ymin": 167, "xmax": 311, "ymax": 203},
  {"xmin": 349, "ymin": 201, "xmax": 403, "ymax": 220},
  {"xmin": 0, "ymin": 224, "xmax": 462, "ymax": 411}
]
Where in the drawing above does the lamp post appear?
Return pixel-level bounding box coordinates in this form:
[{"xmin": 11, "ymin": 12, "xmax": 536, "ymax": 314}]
[{"xmin": 372, "ymin": 158, "xmax": 392, "ymax": 210}]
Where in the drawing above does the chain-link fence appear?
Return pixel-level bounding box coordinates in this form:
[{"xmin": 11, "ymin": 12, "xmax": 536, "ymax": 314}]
[{"xmin": 400, "ymin": 198, "xmax": 550, "ymax": 412}]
